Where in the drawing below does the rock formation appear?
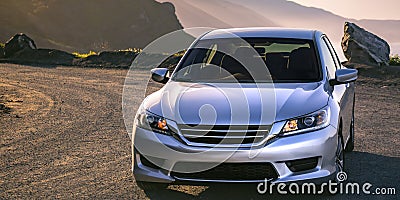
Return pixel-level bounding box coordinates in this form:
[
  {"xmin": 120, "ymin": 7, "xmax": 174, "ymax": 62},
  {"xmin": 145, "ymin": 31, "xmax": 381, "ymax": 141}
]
[
  {"xmin": 2, "ymin": 34, "xmax": 75, "ymax": 65},
  {"xmin": 341, "ymin": 22, "xmax": 390, "ymax": 66},
  {"xmin": 4, "ymin": 33, "xmax": 37, "ymax": 58}
]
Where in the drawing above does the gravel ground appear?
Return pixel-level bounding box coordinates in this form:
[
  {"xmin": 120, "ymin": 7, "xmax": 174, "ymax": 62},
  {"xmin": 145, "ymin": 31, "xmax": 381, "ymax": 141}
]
[{"xmin": 0, "ymin": 63, "xmax": 399, "ymax": 199}]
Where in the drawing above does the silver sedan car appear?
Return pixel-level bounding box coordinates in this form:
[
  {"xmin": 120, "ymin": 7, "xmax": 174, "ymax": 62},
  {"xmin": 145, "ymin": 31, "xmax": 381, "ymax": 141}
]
[{"xmin": 132, "ymin": 28, "xmax": 357, "ymax": 190}]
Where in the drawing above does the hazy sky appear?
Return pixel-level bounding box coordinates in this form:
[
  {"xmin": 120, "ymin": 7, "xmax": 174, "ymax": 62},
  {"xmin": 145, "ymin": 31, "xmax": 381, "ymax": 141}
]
[{"xmin": 290, "ymin": 0, "xmax": 400, "ymax": 20}]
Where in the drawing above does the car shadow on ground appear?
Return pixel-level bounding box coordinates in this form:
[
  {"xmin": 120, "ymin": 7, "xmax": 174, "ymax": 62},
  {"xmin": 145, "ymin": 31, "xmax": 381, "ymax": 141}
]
[{"xmin": 142, "ymin": 151, "xmax": 399, "ymax": 200}]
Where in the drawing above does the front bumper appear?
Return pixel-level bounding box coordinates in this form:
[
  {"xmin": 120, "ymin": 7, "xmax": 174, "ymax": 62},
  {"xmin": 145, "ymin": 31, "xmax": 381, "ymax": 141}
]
[{"xmin": 132, "ymin": 124, "xmax": 338, "ymax": 184}]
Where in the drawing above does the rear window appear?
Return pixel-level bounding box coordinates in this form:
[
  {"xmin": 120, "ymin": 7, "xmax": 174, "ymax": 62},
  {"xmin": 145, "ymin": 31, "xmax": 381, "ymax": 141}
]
[{"xmin": 172, "ymin": 38, "xmax": 321, "ymax": 83}]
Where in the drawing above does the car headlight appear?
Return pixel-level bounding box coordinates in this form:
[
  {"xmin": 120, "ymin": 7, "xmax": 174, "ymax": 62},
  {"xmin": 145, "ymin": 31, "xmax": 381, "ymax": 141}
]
[
  {"xmin": 280, "ymin": 107, "xmax": 330, "ymax": 136},
  {"xmin": 136, "ymin": 110, "xmax": 173, "ymax": 136}
]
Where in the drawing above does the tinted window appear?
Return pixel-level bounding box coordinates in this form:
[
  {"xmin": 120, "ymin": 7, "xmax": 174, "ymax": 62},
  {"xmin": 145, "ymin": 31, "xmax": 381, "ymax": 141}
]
[{"xmin": 172, "ymin": 38, "xmax": 321, "ymax": 83}]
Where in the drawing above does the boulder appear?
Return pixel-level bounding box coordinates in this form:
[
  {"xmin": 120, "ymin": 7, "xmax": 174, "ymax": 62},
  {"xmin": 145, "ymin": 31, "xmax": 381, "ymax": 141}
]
[
  {"xmin": 341, "ymin": 22, "xmax": 390, "ymax": 66},
  {"xmin": 4, "ymin": 33, "xmax": 37, "ymax": 58},
  {"xmin": 2, "ymin": 33, "xmax": 74, "ymax": 65}
]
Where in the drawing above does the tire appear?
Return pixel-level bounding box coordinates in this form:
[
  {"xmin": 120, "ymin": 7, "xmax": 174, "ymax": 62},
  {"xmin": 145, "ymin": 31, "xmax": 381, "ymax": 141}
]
[
  {"xmin": 345, "ymin": 100, "xmax": 355, "ymax": 152},
  {"xmin": 326, "ymin": 132, "xmax": 346, "ymax": 195},
  {"xmin": 336, "ymin": 133, "xmax": 345, "ymax": 175},
  {"xmin": 136, "ymin": 181, "xmax": 168, "ymax": 191}
]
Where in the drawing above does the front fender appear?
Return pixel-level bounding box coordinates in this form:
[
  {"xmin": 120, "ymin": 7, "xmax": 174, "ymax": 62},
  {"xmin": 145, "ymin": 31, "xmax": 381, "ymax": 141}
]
[{"xmin": 328, "ymin": 96, "xmax": 340, "ymax": 129}]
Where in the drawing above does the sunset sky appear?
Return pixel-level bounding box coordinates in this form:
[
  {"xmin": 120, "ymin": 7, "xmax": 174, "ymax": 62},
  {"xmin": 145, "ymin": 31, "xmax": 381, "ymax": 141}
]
[{"xmin": 289, "ymin": 0, "xmax": 400, "ymax": 20}]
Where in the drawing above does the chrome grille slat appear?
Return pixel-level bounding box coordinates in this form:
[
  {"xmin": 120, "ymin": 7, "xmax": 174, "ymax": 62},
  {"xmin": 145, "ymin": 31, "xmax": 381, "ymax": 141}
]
[
  {"xmin": 180, "ymin": 129, "xmax": 270, "ymax": 132},
  {"xmin": 183, "ymin": 134, "xmax": 265, "ymax": 139},
  {"xmin": 179, "ymin": 124, "xmax": 269, "ymax": 130}
]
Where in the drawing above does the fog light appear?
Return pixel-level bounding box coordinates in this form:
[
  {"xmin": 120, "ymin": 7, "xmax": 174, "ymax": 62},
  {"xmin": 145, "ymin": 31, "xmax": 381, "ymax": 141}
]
[{"xmin": 286, "ymin": 157, "xmax": 318, "ymax": 172}]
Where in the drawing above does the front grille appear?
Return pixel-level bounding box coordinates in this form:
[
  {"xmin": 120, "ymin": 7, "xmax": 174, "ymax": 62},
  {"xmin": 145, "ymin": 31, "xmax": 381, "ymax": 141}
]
[
  {"xmin": 178, "ymin": 124, "xmax": 271, "ymax": 146},
  {"xmin": 171, "ymin": 162, "xmax": 278, "ymax": 181}
]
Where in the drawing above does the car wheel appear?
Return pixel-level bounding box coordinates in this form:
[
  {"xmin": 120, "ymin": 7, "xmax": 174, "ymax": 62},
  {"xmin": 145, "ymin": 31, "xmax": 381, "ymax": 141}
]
[
  {"xmin": 136, "ymin": 181, "xmax": 168, "ymax": 191},
  {"xmin": 335, "ymin": 133, "xmax": 345, "ymax": 180},
  {"xmin": 345, "ymin": 101, "xmax": 355, "ymax": 152}
]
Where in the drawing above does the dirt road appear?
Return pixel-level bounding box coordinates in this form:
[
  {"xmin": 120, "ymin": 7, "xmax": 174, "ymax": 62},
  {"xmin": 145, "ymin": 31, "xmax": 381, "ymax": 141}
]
[{"xmin": 0, "ymin": 63, "xmax": 399, "ymax": 199}]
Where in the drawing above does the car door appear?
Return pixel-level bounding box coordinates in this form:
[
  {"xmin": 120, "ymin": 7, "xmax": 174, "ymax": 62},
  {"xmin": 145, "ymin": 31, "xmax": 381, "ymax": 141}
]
[{"xmin": 321, "ymin": 36, "xmax": 354, "ymax": 142}]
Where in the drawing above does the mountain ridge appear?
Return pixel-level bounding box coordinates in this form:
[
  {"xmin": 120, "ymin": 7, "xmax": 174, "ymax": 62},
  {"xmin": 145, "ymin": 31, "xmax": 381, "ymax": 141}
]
[
  {"xmin": 0, "ymin": 0, "xmax": 183, "ymax": 52},
  {"xmin": 158, "ymin": 0, "xmax": 400, "ymax": 55}
]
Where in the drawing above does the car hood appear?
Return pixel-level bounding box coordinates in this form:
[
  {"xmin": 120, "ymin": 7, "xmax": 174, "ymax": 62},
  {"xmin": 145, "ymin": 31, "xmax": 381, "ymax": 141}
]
[{"xmin": 144, "ymin": 81, "xmax": 328, "ymax": 125}]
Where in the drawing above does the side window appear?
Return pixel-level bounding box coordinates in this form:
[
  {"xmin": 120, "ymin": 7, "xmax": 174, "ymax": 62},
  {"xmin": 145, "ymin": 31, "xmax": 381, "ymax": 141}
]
[
  {"xmin": 323, "ymin": 37, "xmax": 341, "ymax": 69},
  {"xmin": 320, "ymin": 38, "xmax": 337, "ymax": 79}
]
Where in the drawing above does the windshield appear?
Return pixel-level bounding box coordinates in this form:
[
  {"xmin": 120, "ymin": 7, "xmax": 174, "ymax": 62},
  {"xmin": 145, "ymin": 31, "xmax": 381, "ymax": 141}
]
[{"xmin": 171, "ymin": 38, "xmax": 321, "ymax": 83}]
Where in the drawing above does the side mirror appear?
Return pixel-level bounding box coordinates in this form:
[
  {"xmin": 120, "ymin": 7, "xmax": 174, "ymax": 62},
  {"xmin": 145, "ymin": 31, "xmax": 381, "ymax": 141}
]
[
  {"xmin": 329, "ymin": 68, "xmax": 358, "ymax": 86},
  {"xmin": 151, "ymin": 68, "xmax": 169, "ymax": 84}
]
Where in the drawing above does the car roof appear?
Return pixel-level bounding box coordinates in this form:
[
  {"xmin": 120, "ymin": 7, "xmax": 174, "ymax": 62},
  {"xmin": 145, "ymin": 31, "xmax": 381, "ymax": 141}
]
[{"xmin": 201, "ymin": 27, "xmax": 318, "ymax": 40}]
